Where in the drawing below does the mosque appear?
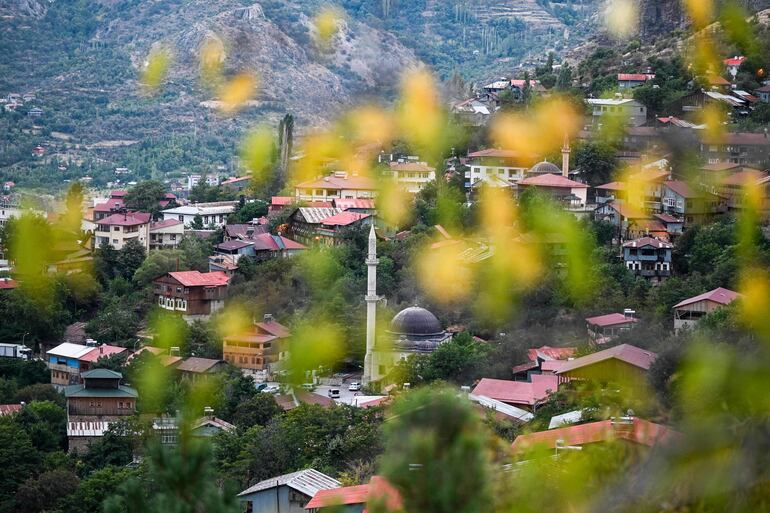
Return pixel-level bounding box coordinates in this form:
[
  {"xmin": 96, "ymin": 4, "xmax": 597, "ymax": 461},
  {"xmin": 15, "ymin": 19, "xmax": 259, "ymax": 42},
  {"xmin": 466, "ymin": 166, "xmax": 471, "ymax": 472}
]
[{"xmin": 363, "ymin": 226, "xmax": 451, "ymax": 384}]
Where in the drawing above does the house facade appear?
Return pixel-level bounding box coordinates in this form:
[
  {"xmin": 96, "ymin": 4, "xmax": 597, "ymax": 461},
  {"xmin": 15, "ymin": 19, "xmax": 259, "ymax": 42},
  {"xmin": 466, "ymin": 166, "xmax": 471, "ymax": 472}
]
[
  {"xmin": 294, "ymin": 173, "xmax": 377, "ymax": 202},
  {"xmin": 386, "ymin": 161, "xmax": 435, "ymax": 194},
  {"xmin": 585, "ymin": 312, "xmax": 638, "ymax": 344},
  {"xmin": 223, "ymin": 315, "xmax": 291, "ymax": 374},
  {"xmin": 65, "ymin": 369, "xmax": 137, "ymax": 453},
  {"xmin": 238, "ymin": 469, "xmax": 341, "ymax": 513},
  {"xmin": 47, "ymin": 342, "xmax": 127, "ymax": 387},
  {"xmin": 622, "ymin": 237, "xmax": 673, "ymax": 282},
  {"xmin": 149, "ymin": 219, "xmax": 185, "ymax": 250},
  {"xmin": 662, "ymin": 180, "xmax": 727, "ymax": 225},
  {"xmin": 153, "ymin": 271, "xmax": 230, "ymax": 322},
  {"xmin": 94, "ymin": 212, "xmax": 151, "ymax": 251},
  {"xmin": 161, "ymin": 201, "xmax": 238, "ymax": 228},
  {"xmin": 465, "ymin": 148, "xmax": 531, "ymax": 189},
  {"xmin": 587, "ymin": 98, "xmax": 647, "ymax": 127},
  {"xmin": 673, "ymin": 287, "xmax": 742, "ymax": 332}
]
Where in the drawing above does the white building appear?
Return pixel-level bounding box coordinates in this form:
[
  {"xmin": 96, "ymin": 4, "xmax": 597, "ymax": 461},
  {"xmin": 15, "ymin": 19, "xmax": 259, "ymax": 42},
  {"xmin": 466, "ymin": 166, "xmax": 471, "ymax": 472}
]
[
  {"xmin": 149, "ymin": 219, "xmax": 185, "ymax": 250},
  {"xmin": 0, "ymin": 198, "xmax": 22, "ymax": 228},
  {"xmin": 587, "ymin": 98, "xmax": 647, "ymax": 127},
  {"xmin": 386, "ymin": 161, "xmax": 436, "ymax": 194},
  {"xmin": 294, "ymin": 172, "xmax": 378, "ymax": 203},
  {"xmin": 161, "ymin": 201, "xmax": 238, "ymax": 228},
  {"xmin": 187, "ymin": 174, "xmax": 220, "ymax": 191},
  {"xmin": 94, "ymin": 212, "xmax": 152, "ymax": 251},
  {"xmin": 465, "ymin": 149, "xmax": 531, "ymax": 189}
]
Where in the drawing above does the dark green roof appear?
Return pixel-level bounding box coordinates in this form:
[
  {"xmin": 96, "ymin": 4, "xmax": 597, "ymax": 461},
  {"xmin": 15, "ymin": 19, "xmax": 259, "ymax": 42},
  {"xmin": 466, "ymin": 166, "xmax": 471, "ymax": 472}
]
[
  {"xmin": 81, "ymin": 368, "xmax": 123, "ymax": 379},
  {"xmin": 64, "ymin": 384, "xmax": 138, "ymax": 398}
]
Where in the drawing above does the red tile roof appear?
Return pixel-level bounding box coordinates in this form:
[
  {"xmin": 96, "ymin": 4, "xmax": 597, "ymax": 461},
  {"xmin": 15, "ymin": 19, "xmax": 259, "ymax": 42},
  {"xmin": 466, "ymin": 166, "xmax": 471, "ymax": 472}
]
[
  {"xmin": 654, "ymin": 213, "xmax": 681, "ymax": 223},
  {"xmin": 94, "ymin": 197, "xmax": 125, "ymax": 212},
  {"xmin": 150, "ymin": 219, "xmax": 183, "ymax": 231},
  {"xmin": 722, "ymin": 169, "xmax": 768, "ymax": 186},
  {"xmin": 176, "ymin": 357, "xmax": 224, "ymax": 373},
  {"xmin": 79, "ymin": 344, "xmax": 127, "ymax": 363},
  {"xmin": 602, "ymin": 202, "xmax": 648, "ymax": 219},
  {"xmin": 0, "ymin": 404, "xmax": 22, "ymax": 415},
  {"xmin": 596, "ymin": 181, "xmax": 626, "ymax": 191},
  {"xmin": 556, "ymin": 344, "xmax": 656, "ymax": 374},
  {"xmin": 334, "ymin": 198, "xmax": 376, "ymax": 210},
  {"xmin": 321, "ymin": 212, "xmax": 371, "ymax": 227},
  {"xmin": 305, "ymin": 477, "xmax": 401, "ymax": 511},
  {"xmin": 527, "ymin": 345, "xmax": 577, "ymax": 362},
  {"xmin": 250, "ymin": 233, "xmax": 306, "ymax": 252},
  {"xmin": 0, "ymin": 279, "xmax": 18, "ymax": 290},
  {"xmin": 271, "ymin": 196, "xmax": 295, "ymax": 206},
  {"xmin": 673, "ymin": 287, "xmax": 742, "ymax": 309},
  {"xmin": 723, "ymin": 56, "xmax": 746, "ymax": 66},
  {"xmin": 255, "ymin": 320, "xmax": 291, "ymax": 338},
  {"xmin": 472, "ymin": 374, "xmax": 558, "ymax": 406},
  {"xmin": 512, "ymin": 417, "xmax": 677, "ymax": 453},
  {"xmin": 618, "ymin": 73, "xmax": 655, "ymax": 81},
  {"xmin": 622, "ymin": 237, "xmax": 673, "ymax": 249},
  {"xmin": 630, "ymin": 168, "xmax": 670, "ymax": 182},
  {"xmin": 664, "ymin": 180, "xmax": 699, "ymax": 199},
  {"xmin": 519, "ymin": 173, "xmax": 588, "ymax": 188},
  {"xmin": 168, "ymin": 271, "xmax": 230, "ymax": 287},
  {"xmin": 701, "ymin": 132, "xmax": 770, "ymax": 146},
  {"xmin": 585, "ymin": 313, "xmax": 638, "ymax": 328},
  {"xmin": 295, "ymin": 175, "xmax": 377, "ymax": 191},
  {"xmin": 99, "ymin": 212, "xmax": 152, "ymax": 226}
]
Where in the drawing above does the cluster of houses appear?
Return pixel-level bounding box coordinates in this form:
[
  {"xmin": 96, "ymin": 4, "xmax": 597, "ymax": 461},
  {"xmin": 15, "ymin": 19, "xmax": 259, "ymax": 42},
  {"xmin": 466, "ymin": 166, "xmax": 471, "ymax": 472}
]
[{"xmin": 1, "ymin": 91, "xmax": 41, "ymax": 116}]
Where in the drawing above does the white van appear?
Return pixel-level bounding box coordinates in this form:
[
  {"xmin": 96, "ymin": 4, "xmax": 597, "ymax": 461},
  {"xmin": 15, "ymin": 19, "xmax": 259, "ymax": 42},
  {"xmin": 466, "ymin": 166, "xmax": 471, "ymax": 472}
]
[{"xmin": 328, "ymin": 388, "xmax": 341, "ymax": 399}]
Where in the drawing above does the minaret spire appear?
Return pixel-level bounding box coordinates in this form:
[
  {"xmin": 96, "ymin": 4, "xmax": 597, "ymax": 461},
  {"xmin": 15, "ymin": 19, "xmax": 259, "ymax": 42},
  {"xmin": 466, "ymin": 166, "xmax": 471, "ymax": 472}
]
[
  {"xmin": 363, "ymin": 223, "xmax": 378, "ymax": 385},
  {"xmin": 561, "ymin": 133, "xmax": 571, "ymax": 178}
]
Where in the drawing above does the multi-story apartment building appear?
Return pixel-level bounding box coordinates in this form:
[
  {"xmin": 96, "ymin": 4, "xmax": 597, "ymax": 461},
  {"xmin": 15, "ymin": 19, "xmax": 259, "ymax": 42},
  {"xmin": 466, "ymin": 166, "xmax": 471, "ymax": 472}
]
[
  {"xmin": 386, "ymin": 161, "xmax": 435, "ymax": 194},
  {"xmin": 161, "ymin": 201, "xmax": 238, "ymax": 228},
  {"xmin": 223, "ymin": 314, "xmax": 291, "ymax": 374},
  {"xmin": 94, "ymin": 212, "xmax": 151, "ymax": 250},
  {"xmin": 149, "ymin": 219, "xmax": 185, "ymax": 250},
  {"xmin": 587, "ymin": 98, "xmax": 647, "ymax": 127},
  {"xmin": 464, "ymin": 148, "xmax": 531, "ymax": 188},
  {"xmin": 294, "ymin": 172, "xmax": 378, "ymax": 202}
]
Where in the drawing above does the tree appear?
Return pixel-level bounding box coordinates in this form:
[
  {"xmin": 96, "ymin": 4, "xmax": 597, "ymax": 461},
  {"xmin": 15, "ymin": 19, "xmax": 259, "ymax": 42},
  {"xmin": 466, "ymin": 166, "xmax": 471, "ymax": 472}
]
[
  {"xmin": 14, "ymin": 469, "xmax": 79, "ymax": 513},
  {"xmin": 124, "ymin": 180, "xmax": 167, "ymax": 218},
  {"xmin": 104, "ymin": 441, "xmax": 241, "ymax": 513},
  {"xmin": 16, "ymin": 400, "xmax": 67, "ymax": 453},
  {"xmin": 60, "ymin": 466, "xmax": 136, "ymax": 513},
  {"xmin": 190, "ymin": 214, "xmax": 204, "ymax": 230},
  {"xmin": 179, "ymin": 235, "xmax": 212, "ymax": 271},
  {"xmin": 378, "ymin": 387, "xmax": 492, "ymax": 513},
  {"xmin": 117, "ymin": 239, "xmax": 147, "ymax": 279},
  {"xmin": 81, "ymin": 421, "xmax": 135, "ymax": 472},
  {"xmin": 574, "ymin": 141, "xmax": 618, "ymax": 186},
  {"xmin": 278, "ymin": 113, "xmax": 294, "ymax": 185},
  {"xmin": 232, "ymin": 393, "xmax": 282, "ymax": 429},
  {"xmin": 94, "ymin": 240, "xmax": 120, "ymax": 283},
  {"xmin": 0, "ymin": 423, "xmax": 40, "ymax": 508},
  {"xmin": 556, "ymin": 63, "xmax": 573, "ymax": 90},
  {"xmin": 133, "ymin": 250, "xmax": 184, "ymax": 287}
]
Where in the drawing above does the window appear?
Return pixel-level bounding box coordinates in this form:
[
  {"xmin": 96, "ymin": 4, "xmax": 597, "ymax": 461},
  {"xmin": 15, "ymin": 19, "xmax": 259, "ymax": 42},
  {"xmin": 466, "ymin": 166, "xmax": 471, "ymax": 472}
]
[
  {"xmin": 178, "ymin": 215, "xmax": 184, "ymax": 221},
  {"xmin": 158, "ymin": 295, "xmax": 165, "ymax": 306},
  {"xmin": 112, "ymin": 239, "xmax": 119, "ymax": 244},
  {"xmin": 113, "ymin": 226, "xmax": 120, "ymax": 231}
]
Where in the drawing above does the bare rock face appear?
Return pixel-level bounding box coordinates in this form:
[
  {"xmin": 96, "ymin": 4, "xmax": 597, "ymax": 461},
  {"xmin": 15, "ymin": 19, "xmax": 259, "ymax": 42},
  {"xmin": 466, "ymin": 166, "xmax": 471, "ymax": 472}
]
[
  {"xmin": 233, "ymin": 3, "xmax": 264, "ymax": 22},
  {"xmin": 0, "ymin": 0, "xmax": 48, "ymax": 18},
  {"xmin": 638, "ymin": 0, "xmax": 685, "ymax": 40},
  {"xmin": 638, "ymin": 0, "xmax": 770, "ymax": 40}
]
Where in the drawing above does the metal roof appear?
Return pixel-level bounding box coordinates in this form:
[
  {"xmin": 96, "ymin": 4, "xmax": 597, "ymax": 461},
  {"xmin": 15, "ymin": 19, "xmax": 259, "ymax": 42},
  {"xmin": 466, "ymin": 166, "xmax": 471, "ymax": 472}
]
[
  {"xmin": 46, "ymin": 342, "xmax": 94, "ymax": 359},
  {"xmin": 238, "ymin": 468, "xmax": 340, "ymax": 497},
  {"xmin": 468, "ymin": 394, "xmax": 534, "ymax": 423},
  {"xmin": 556, "ymin": 344, "xmax": 657, "ymax": 374}
]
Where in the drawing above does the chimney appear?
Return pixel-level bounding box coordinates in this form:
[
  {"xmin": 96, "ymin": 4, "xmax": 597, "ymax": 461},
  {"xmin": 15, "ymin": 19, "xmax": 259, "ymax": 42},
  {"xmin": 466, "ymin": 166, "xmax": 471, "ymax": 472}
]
[
  {"xmin": 204, "ymin": 406, "xmax": 214, "ymax": 418},
  {"xmin": 263, "ymin": 313, "xmax": 274, "ymax": 323},
  {"xmin": 170, "ymin": 346, "xmax": 180, "ymax": 356},
  {"xmin": 623, "ymin": 309, "xmax": 636, "ymax": 319}
]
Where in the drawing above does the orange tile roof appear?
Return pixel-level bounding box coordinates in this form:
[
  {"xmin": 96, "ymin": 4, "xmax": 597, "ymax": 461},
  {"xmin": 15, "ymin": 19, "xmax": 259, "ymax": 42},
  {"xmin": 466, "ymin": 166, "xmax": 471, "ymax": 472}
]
[
  {"xmin": 519, "ymin": 173, "xmax": 588, "ymax": 188},
  {"xmin": 556, "ymin": 344, "xmax": 656, "ymax": 374},
  {"xmin": 305, "ymin": 477, "xmax": 401, "ymax": 511},
  {"xmin": 512, "ymin": 417, "xmax": 677, "ymax": 453},
  {"xmin": 320, "ymin": 212, "xmax": 370, "ymax": 227},
  {"xmin": 167, "ymin": 271, "xmax": 230, "ymax": 287}
]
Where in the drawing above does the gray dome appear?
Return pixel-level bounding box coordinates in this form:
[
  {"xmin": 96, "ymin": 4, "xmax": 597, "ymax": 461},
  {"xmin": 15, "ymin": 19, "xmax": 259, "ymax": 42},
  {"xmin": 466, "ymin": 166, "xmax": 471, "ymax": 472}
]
[
  {"xmin": 390, "ymin": 307, "xmax": 444, "ymax": 337},
  {"xmin": 529, "ymin": 161, "xmax": 561, "ymax": 175}
]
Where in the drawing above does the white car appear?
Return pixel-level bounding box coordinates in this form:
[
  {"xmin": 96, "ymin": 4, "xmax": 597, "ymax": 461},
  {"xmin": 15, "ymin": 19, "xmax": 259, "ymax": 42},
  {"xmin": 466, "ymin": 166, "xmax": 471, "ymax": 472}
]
[
  {"xmin": 261, "ymin": 385, "xmax": 280, "ymax": 394},
  {"xmin": 348, "ymin": 382, "xmax": 362, "ymax": 391}
]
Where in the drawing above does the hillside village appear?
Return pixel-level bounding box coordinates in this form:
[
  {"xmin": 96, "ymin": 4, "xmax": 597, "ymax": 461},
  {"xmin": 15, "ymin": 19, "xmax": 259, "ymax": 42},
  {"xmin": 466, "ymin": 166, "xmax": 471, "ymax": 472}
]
[{"xmin": 1, "ymin": 2, "xmax": 770, "ymax": 513}]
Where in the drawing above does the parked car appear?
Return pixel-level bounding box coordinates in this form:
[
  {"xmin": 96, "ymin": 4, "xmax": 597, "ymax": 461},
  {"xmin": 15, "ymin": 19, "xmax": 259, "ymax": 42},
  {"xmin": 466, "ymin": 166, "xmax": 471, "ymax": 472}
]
[
  {"xmin": 328, "ymin": 388, "xmax": 340, "ymax": 399},
  {"xmin": 301, "ymin": 383, "xmax": 315, "ymax": 391},
  {"xmin": 348, "ymin": 382, "xmax": 362, "ymax": 391},
  {"xmin": 261, "ymin": 385, "xmax": 280, "ymax": 394},
  {"xmin": 255, "ymin": 383, "xmax": 268, "ymax": 392}
]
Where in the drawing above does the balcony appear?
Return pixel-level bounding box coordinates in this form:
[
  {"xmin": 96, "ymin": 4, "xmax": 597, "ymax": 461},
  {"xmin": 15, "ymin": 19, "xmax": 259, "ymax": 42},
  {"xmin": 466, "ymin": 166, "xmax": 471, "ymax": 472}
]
[{"xmin": 639, "ymin": 269, "xmax": 671, "ymax": 277}]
